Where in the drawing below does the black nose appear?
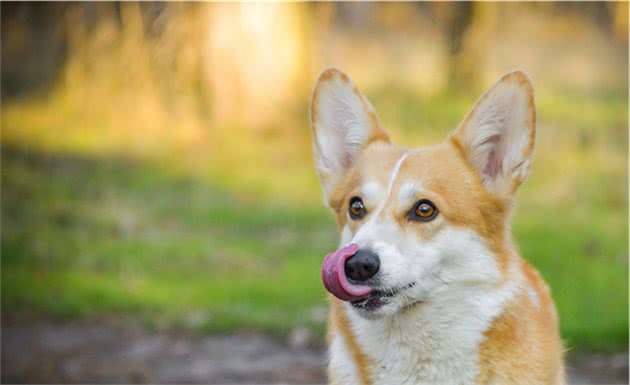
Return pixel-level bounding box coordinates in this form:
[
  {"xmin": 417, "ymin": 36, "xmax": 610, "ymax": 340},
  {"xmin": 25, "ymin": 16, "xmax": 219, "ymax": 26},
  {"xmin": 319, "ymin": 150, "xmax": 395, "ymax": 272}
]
[{"xmin": 345, "ymin": 249, "xmax": 380, "ymax": 282}]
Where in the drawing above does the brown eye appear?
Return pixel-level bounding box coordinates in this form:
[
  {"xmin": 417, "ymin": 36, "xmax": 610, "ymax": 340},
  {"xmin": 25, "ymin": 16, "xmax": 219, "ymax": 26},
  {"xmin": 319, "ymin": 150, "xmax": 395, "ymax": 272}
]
[
  {"xmin": 410, "ymin": 200, "xmax": 438, "ymax": 222},
  {"xmin": 349, "ymin": 197, "xmax": 366, "ymax": 220}
]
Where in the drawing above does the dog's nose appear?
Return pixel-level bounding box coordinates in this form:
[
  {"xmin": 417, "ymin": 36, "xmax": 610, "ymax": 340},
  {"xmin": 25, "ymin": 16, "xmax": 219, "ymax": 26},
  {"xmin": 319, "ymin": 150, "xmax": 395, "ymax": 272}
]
[{"xmin": 344, "ymin": 248, "xmax": 380, "ymax": 282}]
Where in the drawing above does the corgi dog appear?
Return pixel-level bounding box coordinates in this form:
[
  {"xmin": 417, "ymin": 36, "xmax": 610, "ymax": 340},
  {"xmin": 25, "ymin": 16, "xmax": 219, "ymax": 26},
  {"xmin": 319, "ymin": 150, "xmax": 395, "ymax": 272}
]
[{"xmin": 310, "ymin": 68, "xmax": 565, "ymax": 385}]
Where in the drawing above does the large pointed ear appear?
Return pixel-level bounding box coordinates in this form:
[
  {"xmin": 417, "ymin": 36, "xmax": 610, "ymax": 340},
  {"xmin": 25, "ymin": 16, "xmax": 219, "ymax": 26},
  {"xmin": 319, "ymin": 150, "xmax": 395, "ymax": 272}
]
[
  {"xmin": 310, "ymin": 68, "xmax": 390, "ymax": 202},
  {"xmin": 450, "ymin": 70, "xmax": 536, "ymax": 196}
]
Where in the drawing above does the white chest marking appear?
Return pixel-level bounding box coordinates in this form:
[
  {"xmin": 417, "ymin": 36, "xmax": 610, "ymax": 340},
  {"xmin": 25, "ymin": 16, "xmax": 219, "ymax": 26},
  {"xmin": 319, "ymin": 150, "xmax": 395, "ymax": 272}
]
[
  {"xmin": 341, "ymin": 282, "xmax": 517, "ymax": 385},
  {"xmin": 329, "ymin": 334, "xmax": 362, "ymax": 385}
]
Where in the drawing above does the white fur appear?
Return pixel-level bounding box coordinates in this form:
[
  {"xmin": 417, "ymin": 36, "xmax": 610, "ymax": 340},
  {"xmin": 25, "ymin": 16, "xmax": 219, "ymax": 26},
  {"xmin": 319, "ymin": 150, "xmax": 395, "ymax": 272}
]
[
  {"xmin": 329, "ymin": 334, "xmax": 362, "ymax": 385},
  {"xmin": 384, "ymin": 155, "xmax": 409, "ymax": 200},
  {"xmin": 398, "ymin": 181, "xmax": 424, "ymax": 203},
  {"xmin": 528, "ymin": 287, "xmax": 541, "ymax": 309},
  {"xmin": 340, "ymin": 225, "xmax": 353, "ymax": 247},
  {"xmin": 321, "ymin": 70, "xmax": 535, "ymax": 385},
  {"xmin": 359, "ymin": 153, "xmax": 408, "ymax": 222},
  {"xmin": 329, "ymin": 155, "xmax": 521, "ymax": 384},
  {"xmin": 343, "ymin": 279, "xmax": 518, "ymax": 385},
  {"xmin": 359, "ymin": 181, "xmax": 384, "ymax": 212},
  {"xmin": 331, "ymin": 226, "xmax": 521, "ymax": 385},
  {"xmin": 331, "ymin": 156, "xmax": 519, "ymax": 384},
  {"xmin": 312, "ymin": 70, "xmax": 380, "ymax": 200}
]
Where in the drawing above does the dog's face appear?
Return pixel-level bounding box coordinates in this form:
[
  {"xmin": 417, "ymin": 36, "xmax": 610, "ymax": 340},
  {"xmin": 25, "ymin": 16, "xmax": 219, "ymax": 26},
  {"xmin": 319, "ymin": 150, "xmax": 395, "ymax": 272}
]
[{"xmin": 312, "ymin": 69, "xmax": 535, "ymax": 318}]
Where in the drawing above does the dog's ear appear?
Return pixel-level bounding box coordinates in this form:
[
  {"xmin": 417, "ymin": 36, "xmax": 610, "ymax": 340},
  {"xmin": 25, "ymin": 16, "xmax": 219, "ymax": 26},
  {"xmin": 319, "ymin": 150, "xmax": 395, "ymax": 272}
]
[
  {"xmin": 450, "ymin": 70, "xmax": 536, "ymax": 196},
  {"xmin": 310, "ymin": 68, "xmax": 390, "ymax": 202}
]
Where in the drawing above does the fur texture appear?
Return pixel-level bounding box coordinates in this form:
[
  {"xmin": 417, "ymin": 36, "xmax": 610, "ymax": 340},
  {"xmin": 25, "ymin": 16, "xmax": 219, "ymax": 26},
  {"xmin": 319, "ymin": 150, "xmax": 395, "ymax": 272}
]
[{"xmin": 310, "ymin": 68, "xmax": 565, "ymax": 385}]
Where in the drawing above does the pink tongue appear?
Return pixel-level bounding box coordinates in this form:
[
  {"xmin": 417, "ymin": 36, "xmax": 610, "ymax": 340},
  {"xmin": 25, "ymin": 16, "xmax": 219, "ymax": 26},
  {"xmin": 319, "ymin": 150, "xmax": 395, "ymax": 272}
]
[{"xmin": 321, "ymin": 243, "xmax": 373, "ymax": 302}]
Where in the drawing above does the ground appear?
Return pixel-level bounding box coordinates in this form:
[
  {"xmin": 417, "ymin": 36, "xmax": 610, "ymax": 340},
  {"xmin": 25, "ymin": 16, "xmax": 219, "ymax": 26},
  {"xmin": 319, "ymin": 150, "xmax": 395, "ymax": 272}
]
[{"xmin": 1, "ymin": 318, "xmax": 627, "ymax": 384}]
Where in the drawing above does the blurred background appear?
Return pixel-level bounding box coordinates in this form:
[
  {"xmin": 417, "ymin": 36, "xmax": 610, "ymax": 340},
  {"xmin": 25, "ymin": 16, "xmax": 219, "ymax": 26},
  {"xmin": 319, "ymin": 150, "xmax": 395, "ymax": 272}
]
[{"xmin": 1, "ymin": 2, "xmax": 628, "ymax": 384}]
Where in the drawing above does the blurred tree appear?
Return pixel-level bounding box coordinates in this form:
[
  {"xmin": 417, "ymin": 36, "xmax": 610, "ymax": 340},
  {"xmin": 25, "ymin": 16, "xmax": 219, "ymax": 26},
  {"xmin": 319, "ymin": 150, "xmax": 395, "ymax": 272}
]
[
  {"xmin": 205, "ymin": 3, "xmax": 307, "ymax": 130},
  {"xmin": 1, "ymin": 3, "xmax": 67, "ymax": 99},
  {"xmin": 441, "ymin": 2, "xmax": 474, "ymax": 92},
  {"xmin": 609, "ymin": 2, "xmax": 628, "ymax": 43}
]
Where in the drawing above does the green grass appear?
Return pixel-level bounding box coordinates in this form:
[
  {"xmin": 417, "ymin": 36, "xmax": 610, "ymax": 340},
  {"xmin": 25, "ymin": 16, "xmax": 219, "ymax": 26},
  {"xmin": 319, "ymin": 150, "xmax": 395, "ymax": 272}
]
[
  {"xmin": 1, "ymin": 148, "xmax": 338, "ymax": 335},
  {"xmin": 1, "ymin": 146, "xmax": 627, "ymax": 350}
]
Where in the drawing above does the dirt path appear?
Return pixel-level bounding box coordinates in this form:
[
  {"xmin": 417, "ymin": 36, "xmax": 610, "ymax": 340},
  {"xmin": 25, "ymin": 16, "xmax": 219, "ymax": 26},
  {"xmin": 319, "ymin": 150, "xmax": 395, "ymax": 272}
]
[{"xmin": 2, "ymin": 319, "xmax": 627, "ymax": 384}]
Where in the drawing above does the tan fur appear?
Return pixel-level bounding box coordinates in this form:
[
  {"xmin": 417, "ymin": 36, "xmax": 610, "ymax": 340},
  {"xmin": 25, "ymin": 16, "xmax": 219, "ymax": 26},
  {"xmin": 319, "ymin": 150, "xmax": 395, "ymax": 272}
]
[
  {"xmin": 476, "ymin": 259, "xmax": 565, "ymax": 384},
  {"xmin": 313, "ymin": 69, "xmax": 565, "ymax": 384},
  {"xmin": 395, "ymin": 144, "xmax": 511, "ymax": 272},
  {"xmin": 326, "ymin": 143, "xmax": 406, "ymax": 385},
  {"xmin": 328, "ymin": 296, "xmax": 374, "ymax": 385},
  {"xmin": 327, "ymin": 143, "xmax": 406, "ymax": 226},
  {"xmin": 329, "ymin": 142, "xmax": 513, "ymax": 275},
  {"xmin": 327, "ymin": 144, "xmax": 565, "ymax": 385}
]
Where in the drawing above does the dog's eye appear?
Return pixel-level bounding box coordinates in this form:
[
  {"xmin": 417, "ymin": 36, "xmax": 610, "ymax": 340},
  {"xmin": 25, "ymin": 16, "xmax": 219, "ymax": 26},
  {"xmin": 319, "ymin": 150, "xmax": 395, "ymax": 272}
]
[
  {"xmin": 410, "ymin": 200, "xmax": 438, "ymax": 222},
  {"xmin": 348, "ymin": 197, "xmax": 366, "ymax": 220}
]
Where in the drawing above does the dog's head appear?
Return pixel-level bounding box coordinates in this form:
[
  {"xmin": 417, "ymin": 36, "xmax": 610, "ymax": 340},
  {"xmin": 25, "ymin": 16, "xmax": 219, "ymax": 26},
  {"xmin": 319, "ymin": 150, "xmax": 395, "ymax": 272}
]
[{"xmin": 312, "ymin": 68, "xmax": 535, "ymax": 318}]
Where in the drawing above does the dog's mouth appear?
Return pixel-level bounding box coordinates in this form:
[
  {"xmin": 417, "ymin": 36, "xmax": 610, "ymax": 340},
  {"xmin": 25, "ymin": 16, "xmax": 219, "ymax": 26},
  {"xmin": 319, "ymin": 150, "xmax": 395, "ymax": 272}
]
[
  {"xmin": 321, "ymin": 244, "xmax": 418, "ymax": 309},
  {"xmin": 321, "ymin": 244, "xmax": 373, "ymax": 302},
  {"xmin": 350, "ymin": 282, "xmax": 416, "ymax": 311}
]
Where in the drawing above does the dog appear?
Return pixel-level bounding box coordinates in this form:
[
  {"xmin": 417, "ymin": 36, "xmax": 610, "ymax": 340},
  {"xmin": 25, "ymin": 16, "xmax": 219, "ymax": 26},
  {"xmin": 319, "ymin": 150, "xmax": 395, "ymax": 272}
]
[{"xmin": 310, "ymin": 68, "xmax": 565, "ymax": 385}]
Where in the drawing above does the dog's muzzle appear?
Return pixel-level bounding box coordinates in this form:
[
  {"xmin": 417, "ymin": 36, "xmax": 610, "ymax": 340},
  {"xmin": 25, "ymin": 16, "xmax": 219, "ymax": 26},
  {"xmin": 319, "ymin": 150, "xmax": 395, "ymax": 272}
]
[{"xmin": 321, "ymin": 243, "xmax": 374, "ymax": 302}]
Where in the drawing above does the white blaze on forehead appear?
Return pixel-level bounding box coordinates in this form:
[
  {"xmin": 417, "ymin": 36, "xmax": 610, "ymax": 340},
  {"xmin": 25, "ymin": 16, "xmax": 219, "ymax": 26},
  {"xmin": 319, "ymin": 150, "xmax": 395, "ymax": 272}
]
[
  {"xmin": 386, "ymin": 154, "xmax": 409, "ymax": 198},
  {"xmin": 350, "ymin": 153, "xmax": 408, "ymax": 244},
  {"xmin": 369, "ymin": 152, "xmax": 409, "ymax": 219}
]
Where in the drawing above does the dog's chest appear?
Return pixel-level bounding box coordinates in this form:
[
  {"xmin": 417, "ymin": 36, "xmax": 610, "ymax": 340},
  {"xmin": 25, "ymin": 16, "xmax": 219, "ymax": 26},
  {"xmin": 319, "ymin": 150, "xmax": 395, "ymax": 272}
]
[
  {"xmin": 365, "ymin": 331, "xmax": 479, "ymax": 385},
  {"xmin": 351, "ymin": 313, "xmax": 481, "ymax": 385},
  {"xmin": 330, "ymin": 287, "xmax": 516, "ymax": 385},
  {"xmin": 330, "ymin": 342, "xmax": 477, "ymax": 385}
]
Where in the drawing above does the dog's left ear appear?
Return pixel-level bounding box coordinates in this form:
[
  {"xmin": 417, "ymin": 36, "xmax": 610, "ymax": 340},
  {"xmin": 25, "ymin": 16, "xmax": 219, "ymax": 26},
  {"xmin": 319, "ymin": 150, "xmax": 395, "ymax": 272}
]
[
  {"xmin": 450, "ymin": 70, "xmax": 536, "ymax": 196},
  {"xmin": 310, "ymin": 68, "xmax": 390, "ymax": 202}
]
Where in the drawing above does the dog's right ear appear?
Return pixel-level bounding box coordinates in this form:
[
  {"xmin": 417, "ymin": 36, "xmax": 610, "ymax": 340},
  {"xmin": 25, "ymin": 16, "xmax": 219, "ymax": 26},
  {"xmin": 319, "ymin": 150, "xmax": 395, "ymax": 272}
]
[{"xmin": 310, "ymin": 68, "xmax": 390, "ymax": 203}]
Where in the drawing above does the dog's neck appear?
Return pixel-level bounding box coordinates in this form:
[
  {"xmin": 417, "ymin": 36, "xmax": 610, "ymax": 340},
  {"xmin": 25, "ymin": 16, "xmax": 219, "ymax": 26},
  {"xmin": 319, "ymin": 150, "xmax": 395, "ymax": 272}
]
[{"xmin": 342, "ymin": 274, "xmax": 520, "ymax": 385}]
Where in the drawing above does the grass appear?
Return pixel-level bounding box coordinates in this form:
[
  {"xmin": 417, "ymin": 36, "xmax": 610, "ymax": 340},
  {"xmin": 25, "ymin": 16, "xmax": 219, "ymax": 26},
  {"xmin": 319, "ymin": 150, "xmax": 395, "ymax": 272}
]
[
  {"xmin": 1, "ymin": 145, "xmax": 627, "ymax": 350},
  {"xmin": 1, "ymin": 1, "xmax": 627, "ymax": 357},
  {"xmin": 1, "ymin": 147, "xmax": 338, "ymax": 336},
  {"xmin": 1, "ymin": 65, "xmax": 627, "ymax": 351}
]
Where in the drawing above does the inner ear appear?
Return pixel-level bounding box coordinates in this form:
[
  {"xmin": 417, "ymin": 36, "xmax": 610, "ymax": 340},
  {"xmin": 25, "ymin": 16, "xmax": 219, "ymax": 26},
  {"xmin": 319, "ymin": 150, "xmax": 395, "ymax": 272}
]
[
  {"xmin": 310, "ymin": 68, "xmax": 390, "ymax": 202},
  {"xmin": 450, "ymin": 70, "xmax": 536, "ymax": 195}
]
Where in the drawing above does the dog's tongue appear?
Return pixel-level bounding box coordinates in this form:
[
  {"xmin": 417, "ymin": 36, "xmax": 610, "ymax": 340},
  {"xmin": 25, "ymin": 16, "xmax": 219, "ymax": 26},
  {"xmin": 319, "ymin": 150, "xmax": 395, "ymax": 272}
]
[{"xmin": 321, "ymin": 243, "xmax": 372, "ymax": 302}]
